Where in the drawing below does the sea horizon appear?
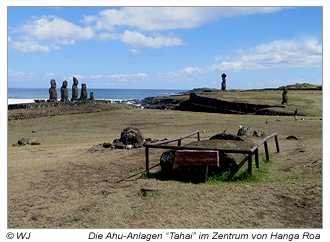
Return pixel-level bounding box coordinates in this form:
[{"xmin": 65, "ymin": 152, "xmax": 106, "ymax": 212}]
[{"xmin": 8, "ymin": 87, "xmax": 188, "ymax": 105}]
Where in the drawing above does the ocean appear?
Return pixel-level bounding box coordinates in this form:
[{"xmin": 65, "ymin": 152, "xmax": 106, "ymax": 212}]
[{"xmin": 8, "ymin": 88, "xmax": 187, "ymax": 105}]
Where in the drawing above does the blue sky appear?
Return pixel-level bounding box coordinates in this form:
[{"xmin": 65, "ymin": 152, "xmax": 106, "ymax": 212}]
[{"xmin": 7, "ymin": 6, "xmax": 322, "ymax": 90}]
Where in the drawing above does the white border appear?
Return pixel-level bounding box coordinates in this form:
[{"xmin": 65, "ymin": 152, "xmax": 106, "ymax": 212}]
[{"xmin": 1, "ymin": 1, "xmax": 329, "ymax": 241}]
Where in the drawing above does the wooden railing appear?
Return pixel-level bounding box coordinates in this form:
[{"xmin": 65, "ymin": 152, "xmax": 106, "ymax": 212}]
[
  {"xmin": 144, "ymin": 130, "xmax": 200, "ymax": 173},
  {"xmin": 144, "ymin": 131, "xmax": 279, "ymax": 176}
]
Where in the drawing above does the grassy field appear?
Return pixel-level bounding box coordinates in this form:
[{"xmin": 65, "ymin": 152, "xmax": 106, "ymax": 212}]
[
  {"xmin": 167, "ymin": 89, "xmax": 322, "ymax": 116},
  {"xmin": 7, "ymin": 89, "xmax": 322, "ymax": 228}
]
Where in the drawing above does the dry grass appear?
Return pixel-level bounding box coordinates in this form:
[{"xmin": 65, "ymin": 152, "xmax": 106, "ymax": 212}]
[
  {"xmin": 169, "ymin": 89, "xmax": 322, "ymax": 116},
  {"xmin": 8, "ymin": 90, "xmax": 322, "ymax": 228}
]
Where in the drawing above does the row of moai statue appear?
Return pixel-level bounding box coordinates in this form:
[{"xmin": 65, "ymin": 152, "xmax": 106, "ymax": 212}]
[{"xmin": 48, "ymin": 77, "xmax": 94, "ymax": 102}]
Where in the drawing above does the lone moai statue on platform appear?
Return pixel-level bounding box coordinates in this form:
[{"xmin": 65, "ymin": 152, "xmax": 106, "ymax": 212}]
[
  {"xmin": 80, "ymin": 83, "xmax": 87, "ymax": 100},
  {"xmin": 90, "ymin": 92, "xmax": 95, "ymax": 101},
  {"xmin": 72, "ymin": 77, "xmax": 79, "ymax": 101},
  {"xmin": 60, "ymin": 80, "xmax": 69, "ymax": 102},
  {"xmin": 221, "ymin": 73, "xmax": 227, "ymax": 91},
  {"xmin": 48, "ymin": 79, "xmax": 57, "ymax": 102},
  {"xmin": 281, "ymin": 87, "xmax": 288, "ymax": 105}
]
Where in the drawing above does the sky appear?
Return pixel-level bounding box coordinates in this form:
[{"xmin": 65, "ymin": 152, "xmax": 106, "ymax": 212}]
[{"xmin": 7, "ymin": 6, "xmax": 323, "ymax": 90}]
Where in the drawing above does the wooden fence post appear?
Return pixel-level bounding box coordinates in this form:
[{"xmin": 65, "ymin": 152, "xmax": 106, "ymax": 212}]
[
  {"xmin": 264, "ymin": 141, "xmax": 269, "ymax": 161},
  {"xmin": 275, "ymin": 135, "xmax": 280, "ymax": 153},
  {"xmin": 197, "ymin": 132, "xmax": 200, "ymax": 141},
  {"xmin": 178, "ymin": 139, "xmax": 182, "ymax": 146},
  {"xmin": 255, "ymin": 149, "xmax": 259, "ymax": 169},
  {"xmin": 248, "ymin": 153, "xmax": 253, "ymax": 176}
]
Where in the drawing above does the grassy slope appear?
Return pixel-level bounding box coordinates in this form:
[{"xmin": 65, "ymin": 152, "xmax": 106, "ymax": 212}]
[
  {"xmin": 7, "ymin": 89, "xmax": 322, "ymax": 228},
  {"xmin": 168, "ymin": 89, "xmax": 322, "ymax": 116}
]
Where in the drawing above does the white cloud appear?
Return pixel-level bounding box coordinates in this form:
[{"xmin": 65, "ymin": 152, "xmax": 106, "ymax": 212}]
[
  {"xmin": 180, "ymin": 66, "xmax": 204, "ymax": 75},
  {"xmin": 99, "ymin": 30, "xmax": 184, "ymax": 49},
  {"xmin": 15, "ymin": 15, "xmax": 95, "ymax": 44},
  {"xmin": 215, "ymin": 55, "xmax": 229, "ymax": 62},
  {"xmin": 84, "ymin": 7, "xmax": 287, "ymax": 32},
  {"xmin": 8, "ymin": 36, "xmax": 51, "ymax": 52},
  {"xmin": 9, "ymin": 15, "xmax": 95, "ymax": 52},
  {"xmin": 8, "ymin": 69, "xmax": 35, "ymax": 77},
  {"xmin": 210, "ymin": 37, "xmax": 322, "ymax": 71},
  {"xmin": 90, "ymin": 74, "xmax": 103, "ymax": 79},
  {"xmin": 108, "ymin": 73, "xmax": 147, "ymax": 81},
  {"xmin": 8, "ymin": 7, "xmax": 290, "ymax": 53},
  {"xmin": 129, "ymin": 49, "xmax": 142, "ymax": 55},
  {"xmin": 121, "ymin": 31, "xmax": 184, "ymax": 49}
]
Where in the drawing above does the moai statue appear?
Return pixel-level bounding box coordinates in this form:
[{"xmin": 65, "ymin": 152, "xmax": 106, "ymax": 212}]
[
  {"xmin": 48, "ymin": 79, "xmax": 57, "ymax": 102},
  {"xmin": 281, "ymin": 87, "xmax": 288, "ymax": 105},
  {"xmin": 80, "ymin": 83, "xmax": 87, "ymax": 100},
  {"xmin": 72, "ymin": 77, "xmax": 79, "ymax": 101},
  {"xmin": 60, "ymin": 80, "xmax": 69, "ymax": 102},
  {"xmin": 221, "ymin": 73, "xmax": 227, "ymax": 91},
  {"xmin": 90, "ymin": 92, "xmax": 95, "ymax": 101}
]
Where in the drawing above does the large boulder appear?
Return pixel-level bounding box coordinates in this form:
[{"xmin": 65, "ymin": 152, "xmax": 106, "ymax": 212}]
[
  {"xmin": 160, "ymin": 150, "xmax": 176, "ymax": 173},
  {"xmin": 119, "ymin": 127, "xmax": 145, "ymax": 146}
]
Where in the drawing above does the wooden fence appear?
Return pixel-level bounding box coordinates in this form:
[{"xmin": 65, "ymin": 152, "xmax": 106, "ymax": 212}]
[{"xmin": 144, "ymin": 130, "xmax": 279, "ymax": 176}]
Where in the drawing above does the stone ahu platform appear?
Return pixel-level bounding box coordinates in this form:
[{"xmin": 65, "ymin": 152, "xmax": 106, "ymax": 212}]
[
  {"xmin": 8, "ymin": 99, "xmax": 108, "ymax": 110},
  {"xmin": 7, "ymin": 100, "xmax": 136, "ymax": 120}
]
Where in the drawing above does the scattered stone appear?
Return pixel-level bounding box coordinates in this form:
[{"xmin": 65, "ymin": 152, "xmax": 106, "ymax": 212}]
[
  {"xmin": 32, "ymin": 129, "xmax": 36, "ymax": 133},
  {"xmin": 209, "ymin": 132, "xmax": 245, "ymax": 141},
  {"xmin": 253, "ymin": 130, "xmax": 265, "ymax": 137},
  {"xmin": 112, "ymin": 139, "xmax": 126, "ymax": 149},
  {"xmin": 276, "ymin": 119, "xmax": 281, "ymax": 122},
  {"xmin": 126, "ymin": 145, "xmax": 133, "ymax": 149},
  {"xmin": 102, "ymin": 142, "xmax": 112, "ymax": 148},
  {"xmin": 34, "ymin": 100, "xmax": 45, "ymax": 103},
  {"xmin": 140, "ymin": 188, "xmax": 161, "ymax": 197},
  {"xmin": 265, "ymin": 120, "xmax": 269, "ymax": 124},
  {"xmin": 31, "ymin": 141, "xmax": 41, "ymax": 145},
  {"xmin": 18, "ymin": 138, "xmax": 30, "ymax": 145},
  {"xmin": 237, "ymin": 126, "xmax": 253, "ymax": 137},
  {"xmin": 286, "ymin": 135, "xmax": 298, "ymax": 140},
  {"xmin": 133, "ymin": 143, "xmax": 143, "ymax": 148}
]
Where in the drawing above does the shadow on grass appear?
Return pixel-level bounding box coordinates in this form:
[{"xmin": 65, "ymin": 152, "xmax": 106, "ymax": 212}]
[{"xmin": 146, "ymin": 158, "xmax": 273, "ymax": 183}]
